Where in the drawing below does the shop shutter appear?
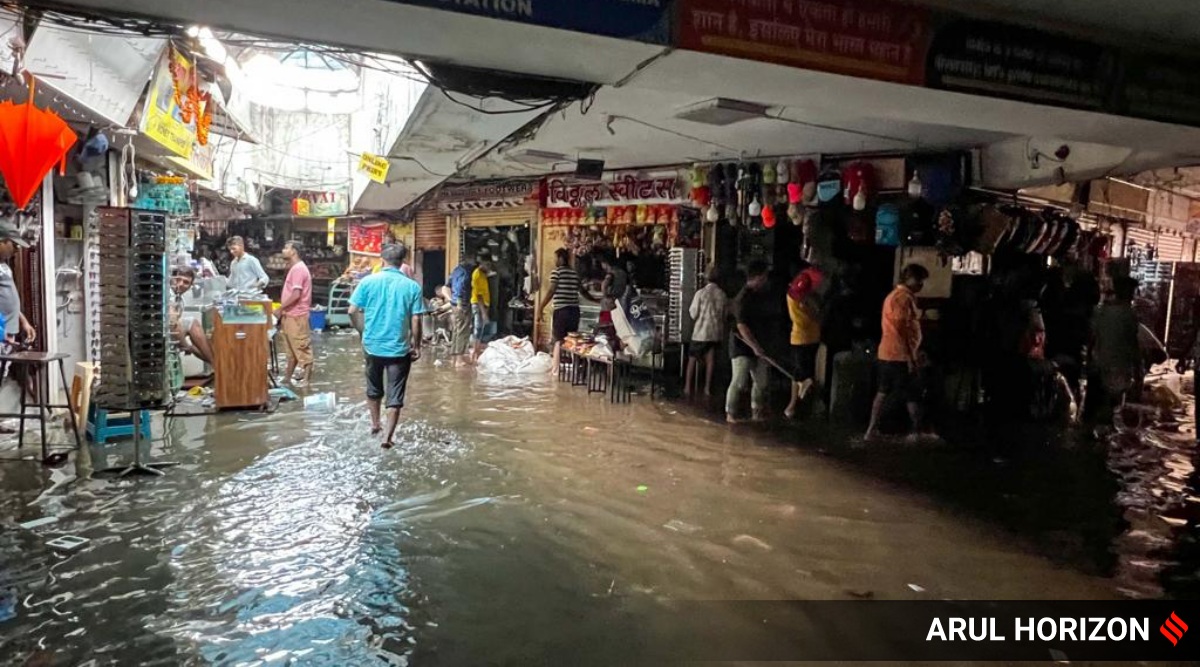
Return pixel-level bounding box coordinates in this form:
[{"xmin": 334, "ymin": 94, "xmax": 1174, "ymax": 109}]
[
  {"xmin": 414, "ymin": 208, "xmax": 447, "ymax": 250},
  {"xmin": 1156, "ymin": 233, "xmax": 1185, "ymax": 262},
  {"xmin": 1126, "ymin": 226, "xmax": 1156, "ymax": 255},
  {"xmin": 459, "ymin": 206, "xmax": 537, "ymax": 229}
]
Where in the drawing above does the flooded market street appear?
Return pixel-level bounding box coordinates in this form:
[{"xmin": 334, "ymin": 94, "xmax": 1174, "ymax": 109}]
[{"xmin": 0, "ymin": 334, "xmax": 1191, "ymax": 665}]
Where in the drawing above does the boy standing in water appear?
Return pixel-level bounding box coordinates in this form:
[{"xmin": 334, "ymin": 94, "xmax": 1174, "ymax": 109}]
[{"xmin": 865, "ymin": 263, "xmax": 931, "ymax": 442}]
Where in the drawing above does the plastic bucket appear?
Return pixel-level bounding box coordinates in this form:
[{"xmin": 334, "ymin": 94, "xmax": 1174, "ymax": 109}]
[{"xmin": 310, "ymin": 310, "xmax": 327, "ymax": 331}]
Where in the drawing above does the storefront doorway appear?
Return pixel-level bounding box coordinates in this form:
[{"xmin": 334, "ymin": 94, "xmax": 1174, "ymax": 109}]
[{"xmin": 463, "ymin": 225, "xmax": 533, "ymax": 338}]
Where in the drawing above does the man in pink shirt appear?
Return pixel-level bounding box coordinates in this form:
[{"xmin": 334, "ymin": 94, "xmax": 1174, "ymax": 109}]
[{"xmin": 278, "ymin": 240, "xmax": 314, "ymax": 385}]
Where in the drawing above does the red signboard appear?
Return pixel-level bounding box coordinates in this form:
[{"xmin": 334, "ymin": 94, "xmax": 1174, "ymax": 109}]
[
  {"xmin": 544, "ymin": 171, "xmax": 688, "ymax": 209},
  {"xmin": 677, "ymin": 0, "xmax": 930, "ymax": 86},
  {"xmin": 349, "ymin": 222, "xmax": 387, "ymax": 257}
]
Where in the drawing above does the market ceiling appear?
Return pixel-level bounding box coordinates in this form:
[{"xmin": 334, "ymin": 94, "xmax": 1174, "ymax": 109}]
[{"xmin": 51, "ymin": 0, "xmax": 1200, "ymax": 212}]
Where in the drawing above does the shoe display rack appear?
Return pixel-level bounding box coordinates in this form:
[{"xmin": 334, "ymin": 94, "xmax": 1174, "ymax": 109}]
[
  {"xmin": 93, "ymin": 207, "xmax": 170, "ymax": 411},
  {"xmin": 668, "ymin": 247, "xmax": 705, "ymax": 344}
]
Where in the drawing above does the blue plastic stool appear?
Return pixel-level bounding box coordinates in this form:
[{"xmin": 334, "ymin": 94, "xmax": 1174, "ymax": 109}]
[{"xmin": 87, "ymin": 406, "xmax": 151, "ymax": 445}]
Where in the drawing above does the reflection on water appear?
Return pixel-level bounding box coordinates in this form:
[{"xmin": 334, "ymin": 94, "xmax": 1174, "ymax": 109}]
[{"xmin": 0, "ymin": 334, "xmax": 1192, "ymax": 664}]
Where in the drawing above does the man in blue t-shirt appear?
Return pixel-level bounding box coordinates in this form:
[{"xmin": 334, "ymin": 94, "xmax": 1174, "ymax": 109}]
[
  {"xmin": 349, "ymin": 243, "xmax": 426, "ymax": 449},
  {"xmin": 447, "ymin": 257, "xmax": 474, "ymax": 365}
]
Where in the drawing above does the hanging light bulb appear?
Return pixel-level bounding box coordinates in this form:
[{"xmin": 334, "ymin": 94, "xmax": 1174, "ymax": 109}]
[
  {"xmin": 748, "ymin": 198, "xmax": 762, "ymax": 217},
  {"xmin": 907, "ymin": 170, "xmax": 923, "ymax": 199},
  {"xmin": 706, "ymin": 205, "xmax": 720, "ymax": 223}
]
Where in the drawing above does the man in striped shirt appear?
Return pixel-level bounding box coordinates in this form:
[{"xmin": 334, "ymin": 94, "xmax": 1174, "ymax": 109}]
[{"xmin": 540, "ymin": 248, "xmax": 595, "ymax": 375}]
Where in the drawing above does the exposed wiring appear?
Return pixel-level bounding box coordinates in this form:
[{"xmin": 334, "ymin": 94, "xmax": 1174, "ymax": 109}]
[
  {"xmin": 385, "ymin": 155, "xmax": 452, "ymax": 178},
  {"xmin": 438, "ymin": 88, "xmax": 558, "ymax": 116}
]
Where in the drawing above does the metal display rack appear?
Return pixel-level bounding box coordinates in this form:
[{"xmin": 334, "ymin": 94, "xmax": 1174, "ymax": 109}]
[
  {"xmin": 668, "ymin": 247, "xmax": 705, "ymax": 344},
  {"xmin": 93, "ymin": 207, "xmax": 176, "ymax": 476}
]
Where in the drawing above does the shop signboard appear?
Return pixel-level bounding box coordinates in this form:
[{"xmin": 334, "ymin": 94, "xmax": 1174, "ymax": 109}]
[
  {"xmin": 1117, "ymin": 56, "xmax": 1200, "ymax": 128},
  {"xmin": 141, "ymin": 48, "xmax": 202, "ymax": 159},
  {"xmin": 676, "ymin": 0, "xmax": 930, "ymax": 85},
  {"xmin": 437, "ymin": 180, "xmax": 536, "ymax": 212},
  {"xmin": 925, "ymin": 20, "xmax": 1115, "ymax": 113},
  {"xmin": 544, "ymin": 171, "xmax": 688, "ymax": 209},
  {"xmin": 388, "ymin": 0, "xmax": 672, "ymax": 44},
  {"xmin": 357, "ymin": 152, "xmax": 391, "ymax": 184},
  {"xmin": 292, "ymin": 191, "xmax": 348, "ymax": 217},
  {"xmin": 349, "ymin": 222, "xmax": 388, "ymax": 256}
]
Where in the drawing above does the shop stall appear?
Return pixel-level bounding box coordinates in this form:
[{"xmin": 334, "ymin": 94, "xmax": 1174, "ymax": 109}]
[
  {"xmin": 537, "ymin": 169, "xmax": 703, "ymax": 353},
  {"xmin": 438, "ymin": 180, "xmax": 540, "ymax": 339}
]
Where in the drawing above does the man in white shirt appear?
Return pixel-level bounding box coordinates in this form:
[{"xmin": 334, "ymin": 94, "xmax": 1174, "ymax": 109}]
[
  {"xmin": 226, "ymin": 235, "xmax": 268, "ymax": 293},
  {"xmin": 685, "ymin": 267, "xmax": 727, "ymax": 397}
]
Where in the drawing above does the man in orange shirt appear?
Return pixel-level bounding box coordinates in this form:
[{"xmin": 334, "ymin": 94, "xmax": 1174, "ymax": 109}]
[{"xmin": 865, "ymin": 263, "xmax": 931, "ymax": 442}]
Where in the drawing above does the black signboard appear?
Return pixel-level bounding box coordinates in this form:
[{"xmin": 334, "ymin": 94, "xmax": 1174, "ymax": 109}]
[
  {"xmin": 1117, "ymin": 56, "xmax": 1200, "ymax": 127},
  {"xmin": 926, "ymin": 20, "xmax": 1117, "ymax": 113}
]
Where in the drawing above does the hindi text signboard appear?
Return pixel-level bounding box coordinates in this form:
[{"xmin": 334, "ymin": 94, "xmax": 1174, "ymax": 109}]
[{"xmin": 677, "ymin": 0, "xmax": 930, "ymax": 85}]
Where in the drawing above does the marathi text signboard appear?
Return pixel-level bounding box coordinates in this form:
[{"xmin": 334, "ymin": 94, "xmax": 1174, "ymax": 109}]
[
  {"xmin": 544, "ymin": 171, "xmax": 688, "ymax": 208},
  {"xmin": 1118, "ymin": 56, "xmax": 1200, "ymax": 128},
  {"xmin": 141, "ymin": 48, "xmax": 202, "ymax": 159},
  {"xmin": 390, "ymin": 0, "xmax": 672, "ymax": 44},
  {"xmin": 925, "ymin": 20, "xmax": 1115, "ymax": 113},
  {"xmin": 676, "ymin": 0, "xmax": 930, "ymax": 85}
]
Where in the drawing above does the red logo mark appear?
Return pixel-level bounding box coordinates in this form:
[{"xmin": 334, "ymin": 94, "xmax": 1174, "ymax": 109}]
[{"xmin": 1161, "ymin": 612, "xmax": 1188, "ymax": 646}]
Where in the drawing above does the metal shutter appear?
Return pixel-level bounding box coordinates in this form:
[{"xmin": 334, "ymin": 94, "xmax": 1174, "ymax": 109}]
[
  {"xmin": 1156, "ymin": 233, "xmax": 1185, "ymax": 262},
  {"xmin": 414, "ymin": 208, "xmax": 447, "ymax": 250},
  {"xmin": 459, "ymin": 206, "xmax": 537, "ymax": 229}
]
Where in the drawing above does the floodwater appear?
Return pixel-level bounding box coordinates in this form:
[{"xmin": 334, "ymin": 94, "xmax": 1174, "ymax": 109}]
[{"xmin": 0, "ymin": 334, "xmax": 1194, "ymax": 665}]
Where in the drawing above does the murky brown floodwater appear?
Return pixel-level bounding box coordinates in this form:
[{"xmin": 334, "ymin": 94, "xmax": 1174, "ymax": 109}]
[{"xmin": 0, "ymin": 333, "xmax": 1190, "ymax": 665}]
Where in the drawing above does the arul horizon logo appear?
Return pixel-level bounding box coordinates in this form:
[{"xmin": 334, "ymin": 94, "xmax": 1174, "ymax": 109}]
[{"xmin": 1161, "ymin": 612, "xmax": 1188, "ymax": 647}]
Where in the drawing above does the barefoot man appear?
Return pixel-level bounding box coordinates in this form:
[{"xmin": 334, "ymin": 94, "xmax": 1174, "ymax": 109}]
[{"xmin": 348, "ymin": 243, "xmax": 425, "ymax": 449}]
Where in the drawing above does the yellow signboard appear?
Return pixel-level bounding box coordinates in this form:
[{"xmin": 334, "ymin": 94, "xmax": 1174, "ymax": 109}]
[
  {"xmin": 357, "ymin": 152, "xmax": 390, "ymax": 184},
  {"xmin": 142, "ymin": 48, "xmax": 203, "ymax": 159}
]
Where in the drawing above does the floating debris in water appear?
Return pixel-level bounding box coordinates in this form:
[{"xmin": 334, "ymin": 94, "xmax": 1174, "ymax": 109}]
[
  {"xmin": 45, "ymin": 535, "xmax": 88, "ymax": 553},
  {"xmin": 17, "ymin": 516, "xmax": 58, "ymax": 530},
  {"xmin": 663, "ymin": 519, "xmax": 700, "ymax": 534}
]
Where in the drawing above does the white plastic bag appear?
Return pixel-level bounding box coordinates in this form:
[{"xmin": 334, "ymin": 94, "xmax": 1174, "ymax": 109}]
[
  {"xmin": 516, "ymin": 352, "xmax": 553, "ymax": 374},
  {"xmin": 477, "ymin": 336, "xmax": 538, "ymax": 374},
  {"xmin": 611, "ymin": 302, "xmax": 654, "ymax": 358}
]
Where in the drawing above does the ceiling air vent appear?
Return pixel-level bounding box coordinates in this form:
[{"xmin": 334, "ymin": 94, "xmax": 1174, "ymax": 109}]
[{"xmin": 674, "ymin": 98, "xmax": 768, "ymax": 126}]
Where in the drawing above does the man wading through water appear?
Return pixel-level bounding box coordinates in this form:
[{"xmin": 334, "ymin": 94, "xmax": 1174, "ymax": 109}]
[
  {"xmin": 349, "ymin": 243, "xmax": 425, "ymax": 449},
  {"xmin": 865, "ymin": 263, "xmax": 935, "ymax": 443}
]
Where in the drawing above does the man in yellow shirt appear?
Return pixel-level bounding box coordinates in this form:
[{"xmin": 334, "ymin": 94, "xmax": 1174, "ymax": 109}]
[
  {"xmin": 470, "ymin": 253, "xmax": 496, "ymax": 362},
  {"xmin": 785, "ymin": 260, "xmax": 823, "ymax": 419}
]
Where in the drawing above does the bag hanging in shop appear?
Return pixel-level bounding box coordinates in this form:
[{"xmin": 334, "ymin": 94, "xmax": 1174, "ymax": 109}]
[
  {"xmin": 816, "ymin": 173, "xmax": 842, "ymax": 204},
  {"xmin": 874, "ymin": 204, "xmax": 902, "ymax": 246},
  {"xmin": 909, "ymin": 153, "xmax": 968, "ymax": 207}
]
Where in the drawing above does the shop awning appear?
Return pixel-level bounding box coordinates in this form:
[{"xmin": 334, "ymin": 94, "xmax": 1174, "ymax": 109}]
[
  {"xmin": 353, "ymin": 87, "xmax": 549, "ymax": 212},
  {"xmin": 24, "ymin": 17, "xmax": 165, "ymax": 128}
]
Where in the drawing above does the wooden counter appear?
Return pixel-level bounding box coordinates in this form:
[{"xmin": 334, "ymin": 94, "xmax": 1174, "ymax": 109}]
[{"xmin": 212, "ymin": 300, "xmax": 272, "ymax": 410}]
